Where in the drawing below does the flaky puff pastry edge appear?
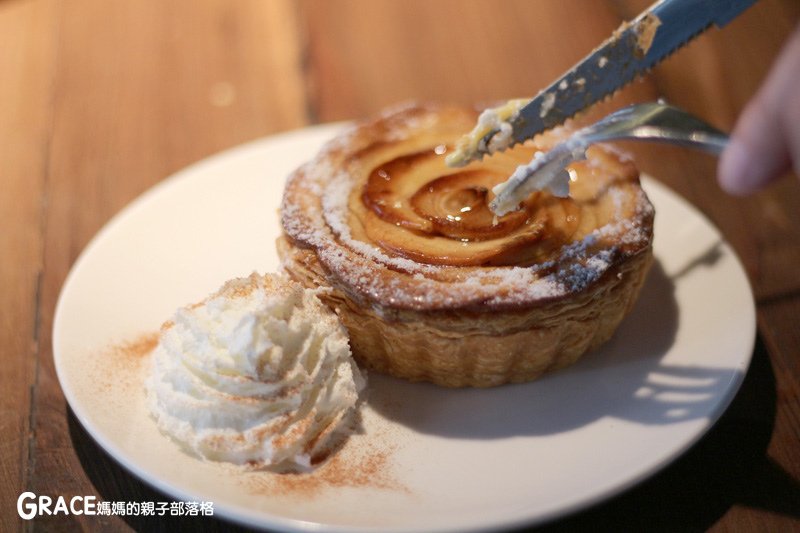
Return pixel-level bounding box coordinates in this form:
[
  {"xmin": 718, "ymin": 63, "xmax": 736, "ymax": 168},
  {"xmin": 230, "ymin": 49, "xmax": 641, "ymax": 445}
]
[{"xmin": 278, "ymin": 236, "xmax": 652, "ymax": 387}]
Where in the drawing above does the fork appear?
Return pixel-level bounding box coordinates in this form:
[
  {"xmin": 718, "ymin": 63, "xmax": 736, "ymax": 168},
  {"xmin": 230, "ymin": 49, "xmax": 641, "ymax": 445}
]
[{"xmin": 488, "ymin": 102, "xmax": 729, "ymax": 216}]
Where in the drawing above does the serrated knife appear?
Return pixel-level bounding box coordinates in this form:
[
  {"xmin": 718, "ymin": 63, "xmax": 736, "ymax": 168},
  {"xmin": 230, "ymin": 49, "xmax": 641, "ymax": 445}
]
[{"xmin": 449, "ymin": 0, "xmax": 757, "ymax": 166}]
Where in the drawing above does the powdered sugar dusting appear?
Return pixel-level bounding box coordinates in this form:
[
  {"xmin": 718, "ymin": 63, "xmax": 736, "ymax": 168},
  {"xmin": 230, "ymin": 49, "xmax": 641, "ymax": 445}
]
[{"xmin": 281, "ymin": 104, "xmax": 654, "ymax": 311}]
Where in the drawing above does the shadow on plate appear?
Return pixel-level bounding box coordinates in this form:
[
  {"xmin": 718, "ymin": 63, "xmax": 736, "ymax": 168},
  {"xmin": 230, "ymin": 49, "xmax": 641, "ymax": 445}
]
[
  {"xmin": 368, "ymin": 256, "xmax": 741, "ymax": 438},
  {"xmin": 525, "ymin": 335, "xmax": 800, "ymax": 532}
]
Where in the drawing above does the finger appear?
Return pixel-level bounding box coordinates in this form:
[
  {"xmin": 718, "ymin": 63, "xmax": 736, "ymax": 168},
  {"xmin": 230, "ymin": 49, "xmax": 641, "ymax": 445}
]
[
  {"xmin": 718, "ymin": 23, "xmax": 800, "ymax": 195},
  {"xmin": 718, "ymin": 95, "xmax": 791, "ymax": 195}
]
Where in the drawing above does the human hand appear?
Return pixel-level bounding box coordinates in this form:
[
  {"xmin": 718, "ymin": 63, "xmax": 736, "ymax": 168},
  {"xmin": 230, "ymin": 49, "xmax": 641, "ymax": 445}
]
[{"xmin": 718, "ymin": 22, "xmax": 800, "ymax": 195}]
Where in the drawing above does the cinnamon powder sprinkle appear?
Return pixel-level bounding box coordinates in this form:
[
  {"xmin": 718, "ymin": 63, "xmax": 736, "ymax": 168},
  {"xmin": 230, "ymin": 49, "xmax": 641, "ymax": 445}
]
[
  {"xmin": 93, "ymin": 332, "xmax": 407, "ymax": 499},
  {"xmin": 113, "ymin": 332, "xmax": 159, "ymax": 360},
  {"xmin": 91, "ymin": 332, "xmax": 158, "ymax": 396},
  {"xmin": 245, "ymin": 434, "xmax": 407, "ymax": 498}
]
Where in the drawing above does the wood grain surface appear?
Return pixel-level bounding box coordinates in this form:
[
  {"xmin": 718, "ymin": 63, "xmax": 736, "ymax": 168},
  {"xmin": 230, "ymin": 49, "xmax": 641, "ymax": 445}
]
[{"xmin": 2, "ymin": 0, "xmax": 798, "ymax": 531}]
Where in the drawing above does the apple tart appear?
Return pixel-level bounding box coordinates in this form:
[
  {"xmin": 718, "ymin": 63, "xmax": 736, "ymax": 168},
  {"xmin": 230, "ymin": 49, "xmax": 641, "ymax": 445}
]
[{"xmin": 278, "ymin": 103, "xmax": 654, "ymax": 387}]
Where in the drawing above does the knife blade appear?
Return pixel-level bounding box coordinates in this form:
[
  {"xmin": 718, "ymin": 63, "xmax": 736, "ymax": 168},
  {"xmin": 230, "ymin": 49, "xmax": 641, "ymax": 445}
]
[{"xmin": 447, "ymin": 0, "xmax": 757, "ymax": 167}]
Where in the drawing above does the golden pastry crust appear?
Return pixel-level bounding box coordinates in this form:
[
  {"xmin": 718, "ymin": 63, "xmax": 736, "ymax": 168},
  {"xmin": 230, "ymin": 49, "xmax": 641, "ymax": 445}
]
[{"xmin": 279, "ymin": 103, "xmax": 654, "ymax": 387}]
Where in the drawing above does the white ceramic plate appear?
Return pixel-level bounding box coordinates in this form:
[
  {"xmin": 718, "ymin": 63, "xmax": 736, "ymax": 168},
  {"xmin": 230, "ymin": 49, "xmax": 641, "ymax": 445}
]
[{"xmin": 54, "ymin": 125, "xmax": 755, "ymax": 532}]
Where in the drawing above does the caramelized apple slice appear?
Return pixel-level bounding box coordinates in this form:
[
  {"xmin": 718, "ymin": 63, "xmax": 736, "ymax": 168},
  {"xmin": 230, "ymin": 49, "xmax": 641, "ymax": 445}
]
[
  {"xmin": 350, "ymin": 138, "xmax": 586, "ymax": 268},
  {"xmin": 410, "ymin": 170, "xmax": 529, "ymax": 240},
  {"xmin": 362, "ymin": 150, "xmax": 445, "ymax": 233},
  {"xmin": 363, "ymin": 210, "xmax": 546, "ymax": 266}
]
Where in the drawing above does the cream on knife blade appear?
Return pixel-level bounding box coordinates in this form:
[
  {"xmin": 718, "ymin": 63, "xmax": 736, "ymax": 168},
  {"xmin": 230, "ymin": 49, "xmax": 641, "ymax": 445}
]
[{"xmin": 447, "ymin": 0, "xmax": 757, "ymax": 168}]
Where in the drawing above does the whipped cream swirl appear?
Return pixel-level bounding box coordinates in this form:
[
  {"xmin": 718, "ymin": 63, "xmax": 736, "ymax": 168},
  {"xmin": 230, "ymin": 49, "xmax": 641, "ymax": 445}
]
[{"xmin": 145, "ymin": 273, "xmax": 365, "ymax": 470}]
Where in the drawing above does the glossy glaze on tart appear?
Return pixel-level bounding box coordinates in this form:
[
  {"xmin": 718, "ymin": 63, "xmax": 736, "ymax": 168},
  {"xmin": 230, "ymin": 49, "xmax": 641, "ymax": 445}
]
[{"xmin": 279, "ymin": 103, "xmax": 654, "ymax": 387}]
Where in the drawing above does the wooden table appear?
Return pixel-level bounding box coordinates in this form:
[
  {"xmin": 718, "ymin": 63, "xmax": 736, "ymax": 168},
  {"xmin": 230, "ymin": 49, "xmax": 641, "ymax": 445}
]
[{"xmin": 2, "ymin": 1, "xmax": 799, "ymax": 531}]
